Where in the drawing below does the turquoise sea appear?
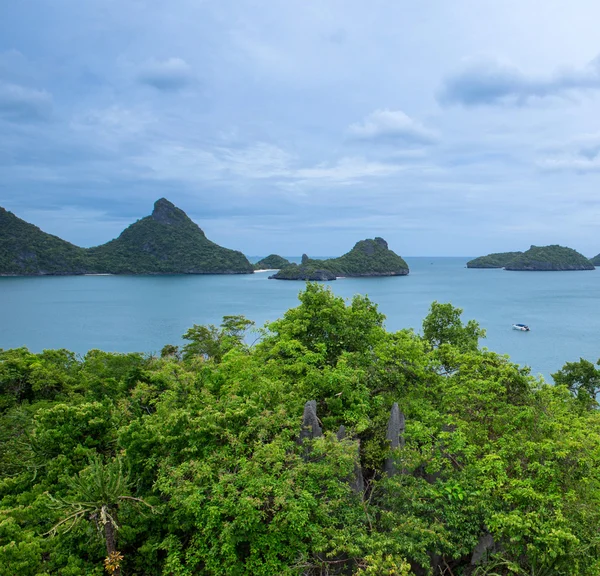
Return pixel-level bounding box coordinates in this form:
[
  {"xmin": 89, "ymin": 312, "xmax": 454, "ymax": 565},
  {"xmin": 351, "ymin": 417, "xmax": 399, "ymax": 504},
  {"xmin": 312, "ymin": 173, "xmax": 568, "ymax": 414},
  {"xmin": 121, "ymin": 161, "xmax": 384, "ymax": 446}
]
[{"xmin": 2, "ymin": 257, "xmax": 600, "ymax": 380}]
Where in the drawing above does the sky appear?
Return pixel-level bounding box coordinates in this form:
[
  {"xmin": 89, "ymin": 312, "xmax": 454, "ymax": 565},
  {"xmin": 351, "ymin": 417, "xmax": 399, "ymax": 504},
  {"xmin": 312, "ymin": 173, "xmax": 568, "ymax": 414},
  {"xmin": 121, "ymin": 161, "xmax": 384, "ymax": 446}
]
[{"xmin": 2, "ymin": 0, "xmax": 600, "ymax": 256}]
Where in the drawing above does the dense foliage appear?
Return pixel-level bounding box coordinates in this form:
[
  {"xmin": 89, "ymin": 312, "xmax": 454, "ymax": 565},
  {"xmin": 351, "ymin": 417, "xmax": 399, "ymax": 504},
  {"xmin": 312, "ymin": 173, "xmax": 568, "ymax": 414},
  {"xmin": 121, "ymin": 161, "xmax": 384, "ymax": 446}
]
[
  {"xmin": 505, "ymin": 245, "xmax": 594, "ymax": 271},
  {"xmin": 253, "ymin": 254, "xmax": 292, "ymax": 270},
  {"xmin": 468, "ymin": 246, "xmax": 594, "ymax": 271},
  {"xmin": 2, "ymin": 285, "xmax": 600, "ymax": 575},
  {"xmin": 0, "ymin": 208, "xmax": 89, "ymax": 275},
  {"xmin": 466, "ymin": 252, "xmax": 522, "ymax": 269},
  {"xmin": 272, "ymin": 238, "xmax": 409, "ymax": 280},
  {"xmin": 0, "ymin": 200, "xmax": 254, "ymax": 276}
]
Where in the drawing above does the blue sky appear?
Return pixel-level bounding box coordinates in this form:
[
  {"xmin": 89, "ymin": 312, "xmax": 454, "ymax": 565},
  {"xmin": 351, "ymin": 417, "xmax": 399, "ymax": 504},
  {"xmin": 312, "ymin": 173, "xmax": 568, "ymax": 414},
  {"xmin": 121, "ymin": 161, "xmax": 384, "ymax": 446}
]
[{"xmin": 2, "ymin": 0, "xmax": 600, "ymax": 256}]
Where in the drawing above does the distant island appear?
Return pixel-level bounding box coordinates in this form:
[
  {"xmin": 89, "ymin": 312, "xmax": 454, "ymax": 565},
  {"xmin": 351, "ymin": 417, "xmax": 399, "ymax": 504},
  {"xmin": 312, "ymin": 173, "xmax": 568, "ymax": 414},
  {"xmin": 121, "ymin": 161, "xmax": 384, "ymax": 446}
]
[
  {"xmin": 467, "ymin": 251, "xmax": 523, "ymax": 268},
  {"xmin": 0, "ymin": 199, "xmax": 254, "ymax": 276},
  {"xmin": 270, "ymin": 237, "xmax": 409, "ymax": 281},
  {"xmin": 591, "ymin": 253, "xmax": 600, "ymax": 266},
  {"xmin": 253, "ymin": 254, "xmax": 291, "ymax": 270},
  {"xmin": 468, "ymin": 245, "xmax": 595, "ymax": 271}
]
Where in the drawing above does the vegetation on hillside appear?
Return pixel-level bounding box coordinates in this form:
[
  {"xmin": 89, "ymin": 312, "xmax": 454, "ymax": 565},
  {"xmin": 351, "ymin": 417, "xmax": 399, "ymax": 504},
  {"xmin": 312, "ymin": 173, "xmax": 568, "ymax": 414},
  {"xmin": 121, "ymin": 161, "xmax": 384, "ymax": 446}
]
[
  {"xmin": 0, "ymin": 208, "xmax": 89, "ymax": 275},
  {"xmin": 253, "ymin": 254, "xmax": 291, "ymax": 270},
  {"xmin": 271, "ymin": 238, "xmax": 409, "ymax": 280},
  {"xmin": 466, "ymin": 252, "xmax": 522, "ymax": 268},
  {"xmin": 2, "ymin": 284, "xmax": 600, "ymax": 575},
  {"xmin": 505, "ymin": 245, "xmax": 594, "ymax": 271},
  {"xmin": 591, "ymin": 253, "xmax": 600, "ymax": 266},
  {"xmin": 87, "ymin": 199, "xmax": 253, "ymax": 274},
  {"xmin": 0, "ymin": 200, "xmax": 253, "ymax": 276},
  {"xmin": 469, "ymin": 246, "xmax": 594, "ymax": 271}
]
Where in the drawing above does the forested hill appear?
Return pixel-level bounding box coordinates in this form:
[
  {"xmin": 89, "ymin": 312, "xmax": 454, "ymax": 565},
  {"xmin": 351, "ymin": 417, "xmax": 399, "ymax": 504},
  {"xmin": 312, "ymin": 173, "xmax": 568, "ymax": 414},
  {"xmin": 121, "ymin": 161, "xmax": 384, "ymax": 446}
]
[
  {"xmin": 468, "ymin": 245, "xmax": 594, "ymax": 271},
  {"xmin": 505, "ymin": 245, "xmax": 594, "ymax": 271},
  {"xmin": 271, "ymin": 237, "xmax": 409, "ymax": 280},
  {"xmin": 0, "ymin": 207, "xmax": 89, "ymax": 275},
  {"xmin": 466, "ymin": 251, "xmax": 522, "ymax": 268},
  {"xmin": 0, "ymin": 199, "xmax": 254, "ymax": 275},
  {"xmin": 87, "ymin": 199, "xmax": 254, "ymax": 274},
  {"xmin": 2, "ymin": 284, "xmax": 600, "ymax": 575},
  {"xmin": 253, "ymin": 254, "xmax": 291, "ymax": 270}
]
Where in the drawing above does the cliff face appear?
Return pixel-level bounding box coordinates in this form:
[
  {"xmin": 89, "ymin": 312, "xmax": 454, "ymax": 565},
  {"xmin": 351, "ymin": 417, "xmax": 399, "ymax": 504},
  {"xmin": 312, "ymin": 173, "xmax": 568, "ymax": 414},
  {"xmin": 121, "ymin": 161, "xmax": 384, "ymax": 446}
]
[
  {"xmin": 270, "ymin": 237, "xmax": 409, "ymax": 281},
  {"xmin": 504, "ymin": 245, "xmax": 594, "ymax": 271},
  {"xmin": 0, "ymin": 199, "xmax": 254, "ymax": 276}
]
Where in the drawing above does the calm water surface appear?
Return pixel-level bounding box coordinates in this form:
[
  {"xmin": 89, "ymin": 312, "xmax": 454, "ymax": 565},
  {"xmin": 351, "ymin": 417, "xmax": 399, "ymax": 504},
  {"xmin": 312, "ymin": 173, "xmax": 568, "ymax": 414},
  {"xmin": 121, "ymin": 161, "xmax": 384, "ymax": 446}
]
[{"xmin": 2, "ymin": 257, "xmax": 600, "ymax": 380}]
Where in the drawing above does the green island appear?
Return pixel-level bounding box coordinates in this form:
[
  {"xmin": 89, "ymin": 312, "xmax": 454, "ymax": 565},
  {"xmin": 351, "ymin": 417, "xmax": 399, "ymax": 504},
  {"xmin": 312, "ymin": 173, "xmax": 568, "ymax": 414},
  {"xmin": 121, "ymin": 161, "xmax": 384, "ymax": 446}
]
[
  {"xmin": 505, "ymin": 245, "xmax": 594, "ymax": 271},
  {"xmin": 271, "ymin": 237, "xmax": 409, "ymax": 281},
  {"xmin": 466, "ymin": 251, "xmax": 522, "ymax": 268},
  {"xmin": 253, "ymin": 254, "xmax": 291, "ymax": 270},
  {"xmin": 591, "ymin": 253, "xmax": 600, "ymax": 266},
  {"xmin": 0, "ymin": 199, "xmax": 254, "ymax": 276},
  {"xmin": 468, "ymin": 245, "xmax": 594, "ymax": 271},
  {"xmin": 0, "ymin": 207, "xmax": 90, "ymax": 275},
  {"xmin": 2, "ymin": 284, "xmax": 600, "ymax": 575}
]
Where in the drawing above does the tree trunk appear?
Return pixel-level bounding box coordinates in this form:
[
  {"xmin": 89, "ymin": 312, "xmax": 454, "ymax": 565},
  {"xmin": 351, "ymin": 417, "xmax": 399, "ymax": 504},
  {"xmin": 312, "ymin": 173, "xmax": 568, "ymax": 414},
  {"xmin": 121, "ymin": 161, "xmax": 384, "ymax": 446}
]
[{"xmin": 102, "ymin": 505, "xmax": 121, "ymax": 576}]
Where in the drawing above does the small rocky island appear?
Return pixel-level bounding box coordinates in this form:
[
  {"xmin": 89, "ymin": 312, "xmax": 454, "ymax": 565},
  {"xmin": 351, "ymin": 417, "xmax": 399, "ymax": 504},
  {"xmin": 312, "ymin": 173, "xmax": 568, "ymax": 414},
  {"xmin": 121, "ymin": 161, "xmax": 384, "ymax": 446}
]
[
  {"xmin": 591, "ymin": 253, "xmax": 600, "ymax": 266},
  {"xmin": 0, "ymin": 199, "xmax": 254, "ymax": 275},
  {"xmin": 468, "ymin": 245, "xmax": 594, "ymax": 271},
  {"xmin": 253, "ymin": 254, "xmax": 291, "ymax": 270},
  {"xmin": 270, "ymin": 237, "xmax": 409, "ymax": 281}
]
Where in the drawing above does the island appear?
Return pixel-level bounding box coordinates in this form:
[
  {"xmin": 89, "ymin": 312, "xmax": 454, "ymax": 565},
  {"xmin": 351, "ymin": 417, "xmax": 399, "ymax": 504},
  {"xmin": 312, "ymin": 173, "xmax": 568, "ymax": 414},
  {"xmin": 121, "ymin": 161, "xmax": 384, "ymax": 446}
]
[
  {"xmin": 253, "ymin": 254, "xmax": 291, "ymax": 270},
  {"xmin": 0, "ymin": 206, "xmax": 90, "ymax": 275},
  {"xmin": 591, "ymin": 253, "xmax": 600, "ymax": 266},
  {"xmin": 468, "ymin": 245, "xmax": 594, "ymax": 271},
  {"xmin": 269, "ymin": 237, "xmax": 409, "ymax": 281},
  {"xmin": 466, "ymin": 251, "xmax": 522, "ymax": 268},
  {"xmin": 0, "ymin": 199, "xmax": 254, "ymax": 276},
  {"xmin": 504, "ymin": 245, "xmax": 594, "ymax": 271}
]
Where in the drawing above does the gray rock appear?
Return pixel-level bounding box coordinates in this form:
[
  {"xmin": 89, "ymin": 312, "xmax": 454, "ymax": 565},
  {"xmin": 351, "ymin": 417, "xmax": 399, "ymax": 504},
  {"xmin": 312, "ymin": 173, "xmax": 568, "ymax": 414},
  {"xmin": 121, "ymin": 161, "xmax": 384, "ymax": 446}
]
[
  {"xmin": 384, "ymin": 403, "xmax": 406, "ymax": 477},
  {"xmin": 352, "ymin": 446, "xmax": 365, "ymax": 494},
  {"xmin": 335, "ymin": 424, "xmax": 364, "ymax": 493},
  {"xmin": 299, "ymin": 400, "xmax": 322, "ymax": 444},
  {"xmin": 471, "ymin": 533, "xmax": 496, "ymax": 565}
]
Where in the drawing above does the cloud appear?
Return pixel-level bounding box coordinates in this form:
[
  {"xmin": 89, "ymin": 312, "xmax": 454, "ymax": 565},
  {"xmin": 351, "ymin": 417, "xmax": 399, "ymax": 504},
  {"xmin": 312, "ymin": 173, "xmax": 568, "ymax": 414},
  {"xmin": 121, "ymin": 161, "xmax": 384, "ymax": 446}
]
[
  {"xmin": 294, "ymin": 156, "xmax": 407, "ymax": 183},
  {"xmin": 537, "ymin": 132, "xmax": 600, "ymax": 172},
  {"xmin": 138, "ymin": 57, "xmax": 193, "ymax": 91},
  {"xmin": 348, "ymin": 109, "xmax": 438, "ymax": 145},
  {"xmin": 538, "ymin": 155, "xmax": 600, "ymax": 172},
  {"xmin": 438, "ymin": 56, "xmax": 600, "ymax": 106},
  {"xmin": 0, "ymin": 82, "xmax": 52, "ymax": 122}
]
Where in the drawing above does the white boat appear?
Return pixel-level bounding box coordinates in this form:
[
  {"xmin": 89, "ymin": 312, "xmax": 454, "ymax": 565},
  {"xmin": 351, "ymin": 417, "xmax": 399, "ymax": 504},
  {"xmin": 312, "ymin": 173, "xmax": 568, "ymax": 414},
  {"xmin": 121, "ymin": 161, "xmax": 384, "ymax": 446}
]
[{"xmin": 512, "ymin": 323, "xmax": 530, "ymax": 331}]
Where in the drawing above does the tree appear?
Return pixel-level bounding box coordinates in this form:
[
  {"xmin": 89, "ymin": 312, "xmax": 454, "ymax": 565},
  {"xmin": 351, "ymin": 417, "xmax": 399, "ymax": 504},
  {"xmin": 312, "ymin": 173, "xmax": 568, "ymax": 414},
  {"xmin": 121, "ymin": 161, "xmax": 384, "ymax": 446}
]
[
  {"xmin": 552, "ymin": 357, "xmax": 600, "ymax": 406},
  {"xmin": 46, "ymin": 456, "xmax": 153, "ymax": 576},
  {"xmin": 422, "ymin": 301, "xmax": 485, "ymax": 352},
  {"xmin": 182, "ymin": 315, "xmax": 254, "ymax": 362},
  {"xmin": 265, "ymin": 283, "xmax": 385, "ymax": 366}
]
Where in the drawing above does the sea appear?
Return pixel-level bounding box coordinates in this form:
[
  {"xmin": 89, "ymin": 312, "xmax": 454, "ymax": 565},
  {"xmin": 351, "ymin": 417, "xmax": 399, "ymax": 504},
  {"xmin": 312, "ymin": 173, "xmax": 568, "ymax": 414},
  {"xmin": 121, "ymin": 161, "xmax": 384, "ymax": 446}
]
[{"xmin": 2, "ymin": 256, "xmax": 600, "ymax": 382}]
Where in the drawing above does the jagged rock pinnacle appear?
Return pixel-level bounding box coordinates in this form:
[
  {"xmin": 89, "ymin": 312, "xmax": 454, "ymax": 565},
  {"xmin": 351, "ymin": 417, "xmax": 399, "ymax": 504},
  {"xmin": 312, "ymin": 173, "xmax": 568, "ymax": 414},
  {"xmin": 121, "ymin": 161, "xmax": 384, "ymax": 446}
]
[{"xmin": 151, "ymin": 198, "xmax": 188, "ymax": 225}]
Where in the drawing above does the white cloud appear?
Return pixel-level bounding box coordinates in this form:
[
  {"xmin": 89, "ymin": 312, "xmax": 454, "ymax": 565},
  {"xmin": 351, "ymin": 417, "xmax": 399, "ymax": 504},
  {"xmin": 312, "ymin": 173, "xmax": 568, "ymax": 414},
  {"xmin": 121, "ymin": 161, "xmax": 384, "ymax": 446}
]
[
  {"xmin": 348, "ymin": 109, "xmax": 438, "ymax": 145},
  {"xmin": 538, "ymin": 155, "xmax": 600, "ymax": 173},
  {"xmin": 295, "ymin": 156, "xmax": 406, "ymax": 182}
]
